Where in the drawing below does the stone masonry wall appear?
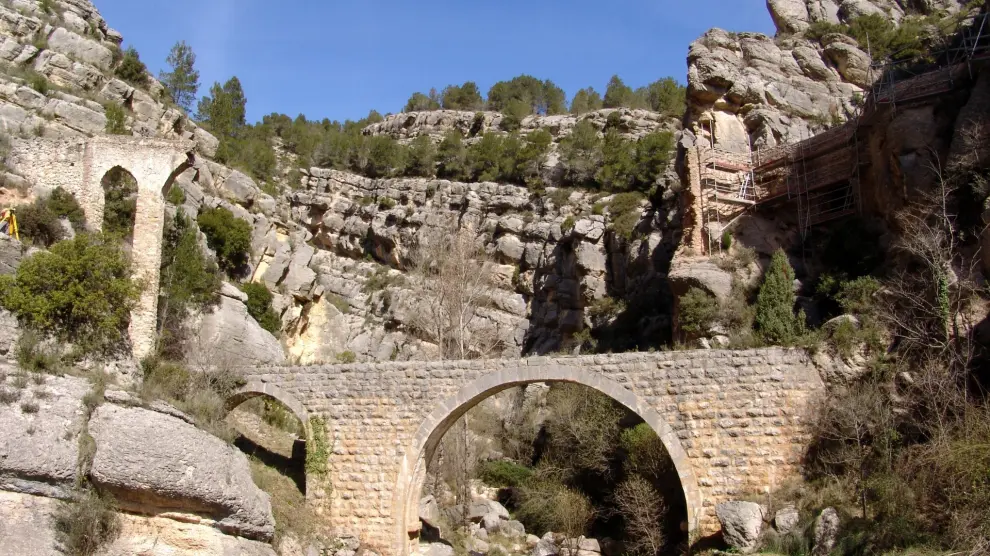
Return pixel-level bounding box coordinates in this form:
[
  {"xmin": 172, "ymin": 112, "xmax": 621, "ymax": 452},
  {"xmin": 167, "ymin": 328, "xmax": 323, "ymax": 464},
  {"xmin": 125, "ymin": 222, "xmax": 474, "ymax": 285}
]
[
  {"xmin": 238, "ymin": 348, "xmax": 824, "ymax": 554},
  {"xmin": 6, "ymin": 135, "xmax": 193, "ymax": 359}
]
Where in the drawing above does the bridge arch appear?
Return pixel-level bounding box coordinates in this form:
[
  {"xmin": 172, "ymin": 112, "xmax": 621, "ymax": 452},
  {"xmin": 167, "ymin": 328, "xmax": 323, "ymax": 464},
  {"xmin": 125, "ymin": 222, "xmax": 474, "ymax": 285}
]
[
  {"xmin": 391, "ymin": 365, "xmax": 703, "ymax": 556},
  {"xmin": 226, "ymin": 381, "xmax": 311, "ymax": 428}
]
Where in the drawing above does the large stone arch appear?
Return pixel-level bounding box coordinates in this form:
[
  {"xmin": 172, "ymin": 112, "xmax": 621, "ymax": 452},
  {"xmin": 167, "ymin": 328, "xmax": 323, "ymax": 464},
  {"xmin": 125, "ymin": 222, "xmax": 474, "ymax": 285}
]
[
  {"xmin": 390, "ymin": 366, "xmax": 702, "ymax": 556},
  {"xmin": 226, "ymin": 380, "xmax": 311, "ymax": 429},
  {"xmin": 7, "ymin": 136, "xmax": 195, "ymax": 359}
]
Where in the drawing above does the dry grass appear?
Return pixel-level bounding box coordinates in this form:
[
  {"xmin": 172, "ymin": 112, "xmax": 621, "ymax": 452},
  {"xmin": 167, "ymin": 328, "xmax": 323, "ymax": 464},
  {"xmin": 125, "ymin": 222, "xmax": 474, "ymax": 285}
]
[{"xmin": 248, "ymin": 458, "xmax": 323, "ymax": 547}]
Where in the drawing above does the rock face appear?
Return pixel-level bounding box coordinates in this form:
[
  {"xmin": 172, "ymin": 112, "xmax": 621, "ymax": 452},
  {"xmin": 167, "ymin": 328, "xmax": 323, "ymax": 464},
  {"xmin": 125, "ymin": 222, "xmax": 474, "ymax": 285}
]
[
  {"xmin": 0, "ymin": 374, "xmax": 90, "ymax": 499},
  {"xmin": 0, "ymin": 0, "xmax": 217, "ymax": 151},
  {"xmin": 716, "ymin": 501, "xmax": 765, "ymax": 553},
  {"xmin": 88, "ymin": 403, "xmax": 275, "ymax": 541},
  {"xmin": 190, "ymin": 283, "xmax": 286, "ymax": 366},
  {"xmin": 246, "ymin": 166, "xmax": 679, "ymax": 362},
  {"xmin": 0, "ymin": 368, "xmax": 276, "ymax": 552},
  {"xmin": 812, "ymin": 507, "xmax": 840, "ymax": 556}
]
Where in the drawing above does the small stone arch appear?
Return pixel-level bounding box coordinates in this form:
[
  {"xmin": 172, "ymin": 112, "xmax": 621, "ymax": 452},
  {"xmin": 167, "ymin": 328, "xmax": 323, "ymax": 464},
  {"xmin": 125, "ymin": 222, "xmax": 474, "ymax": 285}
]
[
  {"xmin": 226, "ymin": 381, "xmax": 311, "ymax": 429},
  {"xmin": 390, "ymin": 365, "xmax": 703, "ymax": 556}
]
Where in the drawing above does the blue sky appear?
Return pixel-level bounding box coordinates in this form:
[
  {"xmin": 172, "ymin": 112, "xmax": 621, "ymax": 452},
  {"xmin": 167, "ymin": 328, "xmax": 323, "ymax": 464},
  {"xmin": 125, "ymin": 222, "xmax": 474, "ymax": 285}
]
[{"xmin": 93, "ymin": 1, "xmax": 774, "ymax": 124}]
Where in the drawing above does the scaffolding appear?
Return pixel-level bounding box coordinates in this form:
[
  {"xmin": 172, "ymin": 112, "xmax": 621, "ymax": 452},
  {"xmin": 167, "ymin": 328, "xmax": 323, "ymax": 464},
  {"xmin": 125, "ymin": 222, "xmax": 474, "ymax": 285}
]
[{"xmin": 690, "ymin": 10, "xmax": 990, "ymax": 254}]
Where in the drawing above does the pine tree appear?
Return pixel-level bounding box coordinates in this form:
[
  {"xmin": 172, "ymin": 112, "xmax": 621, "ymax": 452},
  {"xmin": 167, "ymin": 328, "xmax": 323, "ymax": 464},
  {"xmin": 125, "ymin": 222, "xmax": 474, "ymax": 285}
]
[
  {"xmin": 603, "ymin": 75, "xmax": 634, "ymax": 109},
  {"xmin": 570, "ymin": 87, "xmax": 603, "ymax": 114},
  {"xmin": 755, "ymin": 249, "xmax": 799, "ymax": 344},
  {"xmin": 159, "ymin": 41, "xmax": 200, "ymax": 112}
]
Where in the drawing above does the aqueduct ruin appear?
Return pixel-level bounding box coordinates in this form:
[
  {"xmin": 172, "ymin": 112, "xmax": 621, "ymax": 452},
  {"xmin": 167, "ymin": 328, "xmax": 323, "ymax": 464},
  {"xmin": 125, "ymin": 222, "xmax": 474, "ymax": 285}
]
[
  {"xmin": 233, "ymin": 348, "xmax": 824, "ymax": 555},
  {"xmin": 7, "ymin": 135, "xmax": 195, "ymax": 359}
]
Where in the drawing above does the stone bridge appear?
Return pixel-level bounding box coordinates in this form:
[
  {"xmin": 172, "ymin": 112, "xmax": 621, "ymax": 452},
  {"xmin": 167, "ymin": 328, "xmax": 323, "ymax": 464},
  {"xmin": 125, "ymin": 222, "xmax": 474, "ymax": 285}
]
[
  {"xmin": 233, "ymin": 348, "xmax": 824, "ymax": 555},
  {"xmin": 7, "ymin": 136, "xmax": 195, "ymax": 359}
]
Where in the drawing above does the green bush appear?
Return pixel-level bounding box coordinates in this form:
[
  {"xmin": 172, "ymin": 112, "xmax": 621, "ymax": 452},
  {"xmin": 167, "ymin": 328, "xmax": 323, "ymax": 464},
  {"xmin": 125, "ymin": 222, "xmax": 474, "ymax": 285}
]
[
  {"xmin": 29, "ymin": 73, "xmax": 49, "ymax": 95},
  {"xmin": 755, "ymin": 249, "xmax": 800, "ymax": 345},
  {"xmin": 721, "ymin": 229, "xmax": 733, "ymax": 250},
  {"xmin": 335, "ymin": 351, "xmax": 356, "ymax": 363},
  {"xmin": 166, "ymin": 187, "xmax": 186, "ymax": 206},
  {"xmin": 53, "ymin": 489, "xmax": 121, "ymax": 556},
  {"xmin": 477, "ymin": 460, "xmax": 534, "ymax": 487},
  {"xmin": 16, "ymin": 187, "xmax": 85, "ymax": 246},
  {"xmin": 16, "ymin": 198, "xmax": 64, "ymax": 247},
  {"xmin": 104, "ymin": 103, "xmax": 128, "ymax": 135},
  {"xmin": 678, "ymin": 287, "xmax": 718, "ymax": 337},
  {"xmin": 436, "ymin": 130, "xmax": 468, "ymax": 180},
  {"xmin": 620, "ymin": 423, "xmax": 670, "ymax": 480},
  {"xmin": 404, "ymin": 135, "xmax": 436, "ymax": 177},
  {"xmin": 156, "ymin": 212, "xmax": 221, "ymax": 358},
  {"xmin": 559, "ymin": 120, "xmax": 603, "ymax": 187},
  {"xmin": 608, "ymin": 192, "xmax": 646, "ymax": 239},
  {"xmin": 48, "ymin": 187, "xmax": 86, "ymax": 229},
  {"xmin": 16, "ymin": 330, "xmax": 62, "ymax": 375},
  {"xmin": 241, "ymin": 282, "xmax": 281, "ymax": 335},
  {"xmin": 101, "ymin": 167, "xmax": 137, "ymax": 239},
  {"xmin": 140, "ymin": 357, "xmax": 192, "ymax": 400},
  {"xmin": 114, "ymin": 46, "xmax": 148, "ymax": 86},
  {"xmin": 197, "ymin": 207, "xmax": 252, "ymax": 275},
  {"xmin": 0, "ymin": 233, "xmax": 139, "ymax": 356}
]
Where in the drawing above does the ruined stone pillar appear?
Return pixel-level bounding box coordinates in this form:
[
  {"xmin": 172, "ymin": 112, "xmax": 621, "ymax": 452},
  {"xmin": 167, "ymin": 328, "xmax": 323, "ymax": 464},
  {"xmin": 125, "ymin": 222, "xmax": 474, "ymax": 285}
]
[{"xmin": 128, "ymin": 187, "xmax": 166, "ymax": 361}]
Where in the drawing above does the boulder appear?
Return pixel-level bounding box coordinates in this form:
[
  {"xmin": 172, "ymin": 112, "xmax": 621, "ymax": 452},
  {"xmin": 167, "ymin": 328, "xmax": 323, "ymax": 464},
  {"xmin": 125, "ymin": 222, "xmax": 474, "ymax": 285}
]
[
  {"xmin": 824, "ymin": 42, "xmax": 871, "ymax": 88},
  {"xmin": 221, "ymin": 170, "xmax": 259, "ymax": 206},
  {"xmin": 419, "ymin": 495, "xmax": 441, "ymax": 528},
  {"xmin": 716, "ymin": 501, "xmax": 765, "ymax": 553},
  {"xmin": 532, "ymin": 538, "xmax": 559, "ymax": 556},
  {"xmin": 502, "ymin": 520, "xmax": 527, "ymax": 538},
  {"xmin": 481, "ymin": 512, "xmax": 501, "ymax": 533},
  {"xmin": 768, "ymin": 0, "xmax": 811, "ymax": 33},
  {"xmin": 46, "ymin": 27, "xmax": 113, "ymax": 70},
  {"xmin": 88, "ymin": 403, "xmax": 275, "ymax": 541},
  {"xmin": 774, "ymin": 505, "xmax": 800, "ymax": 534},
  {"xmin": 0, "ymin": 234, "xmax": 24, "ymax": 275},
  {"xmin": 190, "ymin": 291, "xmax": 286, "ymax": 366},
  {"xmin": 102, "ymin": 513, "xmax": 278, "ymax": 556},
  {"xmin": 668, "ymin": 258, "xmax": 733, "ymax": 301},
  {"xmin": 0, "ymin": 374, "xmax": 90, "ymax": 499},
  {"xmin": 812, "ymin": 507, "xmax": 840, "ymax": 556},
  {"xmin": 421, "ymin": 543, "xmax": 455, "ymax": 556}
]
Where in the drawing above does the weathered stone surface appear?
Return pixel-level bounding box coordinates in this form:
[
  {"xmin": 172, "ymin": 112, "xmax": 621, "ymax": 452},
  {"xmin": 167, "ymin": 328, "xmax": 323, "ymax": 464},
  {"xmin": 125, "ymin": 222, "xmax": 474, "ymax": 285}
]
[
  {"xmin": 668, "ymin": 258, "xmax": 733, "ymax": 300},
  {"xmin": 774, "ymin": 505, "xmax": 800, "ymax": 534},
  {"xmin": 221, "ymin": 170, "xmax": 259, "ymax": 205},
  {"xmin": 101, "ymin": 513, "xmax": 278, "ymax": 556},
  {"xmin": 420, "ymin": 542, "xmax": 454, "ymax": 556},
  {"xmin": 812, "ymin": 507, "xmax": 840, "ymax": 556},
  {"xmin": 46, "ymin": 27, "xmax": 113, "ymax": 70},
  {"xmin": 502, "ymin": 520, "xmax": 526, "ymax": 538},
  {"xmin": 88, "ymin": 403, "xmax": 275, "ymax": 541},
  {"xmin": 0, "ymin": 374, "xmax": 89, "ymax": 499},
  {"xmin": 532, "ymin": 538, "xmax": 559, "ymax": 556},
  {"xmin": 481, "ymin": 511, "xmax": 501, "ymax": 533},
  {"xmin": 768, "ymin": 0, "xmax": 811, "ymax": 32},
  {"xmin": 716, "ymin": 501, "xmax": 765, "ymax": 553},
  {"xmin": 419, "ymin": 495, "xmax": 441, "ymax": 527},
  {"xmin": 0, "ymin": 490, "xmax": 60, "ymax": 556},
  {"xmin": 0, "ymin": 234, "xmax": 24, "ymax": 275},
  {"xmin": 190, "ymin": 291, "xmax": 286, "ymax": 366}
]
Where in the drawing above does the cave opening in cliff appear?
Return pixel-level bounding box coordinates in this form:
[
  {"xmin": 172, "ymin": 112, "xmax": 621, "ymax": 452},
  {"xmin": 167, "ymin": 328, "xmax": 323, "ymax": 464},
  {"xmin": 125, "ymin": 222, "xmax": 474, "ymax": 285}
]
[
  {"xmin": 418, "ymin": 382, "xmax": 688, "ymax": 556},
  {"xmin": 227, "ymin": 395, "xmax": 308, "ymax": 495}
]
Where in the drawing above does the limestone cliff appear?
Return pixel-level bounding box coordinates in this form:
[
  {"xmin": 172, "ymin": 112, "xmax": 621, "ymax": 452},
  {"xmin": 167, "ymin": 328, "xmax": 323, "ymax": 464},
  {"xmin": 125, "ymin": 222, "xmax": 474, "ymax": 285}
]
[{"xmin": 685, "ymin": 0, "xmax": 971, "ymax": 153}]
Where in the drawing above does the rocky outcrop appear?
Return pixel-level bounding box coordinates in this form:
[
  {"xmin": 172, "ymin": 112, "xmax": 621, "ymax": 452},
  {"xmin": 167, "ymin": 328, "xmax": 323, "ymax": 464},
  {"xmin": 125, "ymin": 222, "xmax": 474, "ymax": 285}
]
[
  {"xmin": 189, "ymin": 283, "xmax": 286, "ymax": 366},
  {"xmin": 0, "ymin": 374, "xmax": 90, "ymax": 499},
  {"xmin": 0, "ymin": 0, "xmax": 217, "ymax": 153},
  {"xmin": 0, "ymin": 372, "xmax": 276, "ymax": 551},
  {"xmin": 239, "ymin": 165, "xmax": 679, "ymax": 361},
  {"xmin": 716, "ymin": 501, "xmax": 766, "ymax": 553},
  {"xmin": 88, "ymin": 403, "xmax": 275, "ymax": 540},
  {"xmin": 687, "ymin": 28, "xmax": 863, "ymax": 152},
  {"xmin": 364, "ymin": 108, "xmax": 678, "ymax": 143}
]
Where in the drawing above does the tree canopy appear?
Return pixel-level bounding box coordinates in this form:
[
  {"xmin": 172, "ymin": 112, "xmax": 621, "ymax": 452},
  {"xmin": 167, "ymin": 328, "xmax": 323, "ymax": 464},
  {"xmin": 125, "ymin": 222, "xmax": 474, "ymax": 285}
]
[{"xmin": 159, "ymin": 41, "xmax": 200, "ymax": 112}]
